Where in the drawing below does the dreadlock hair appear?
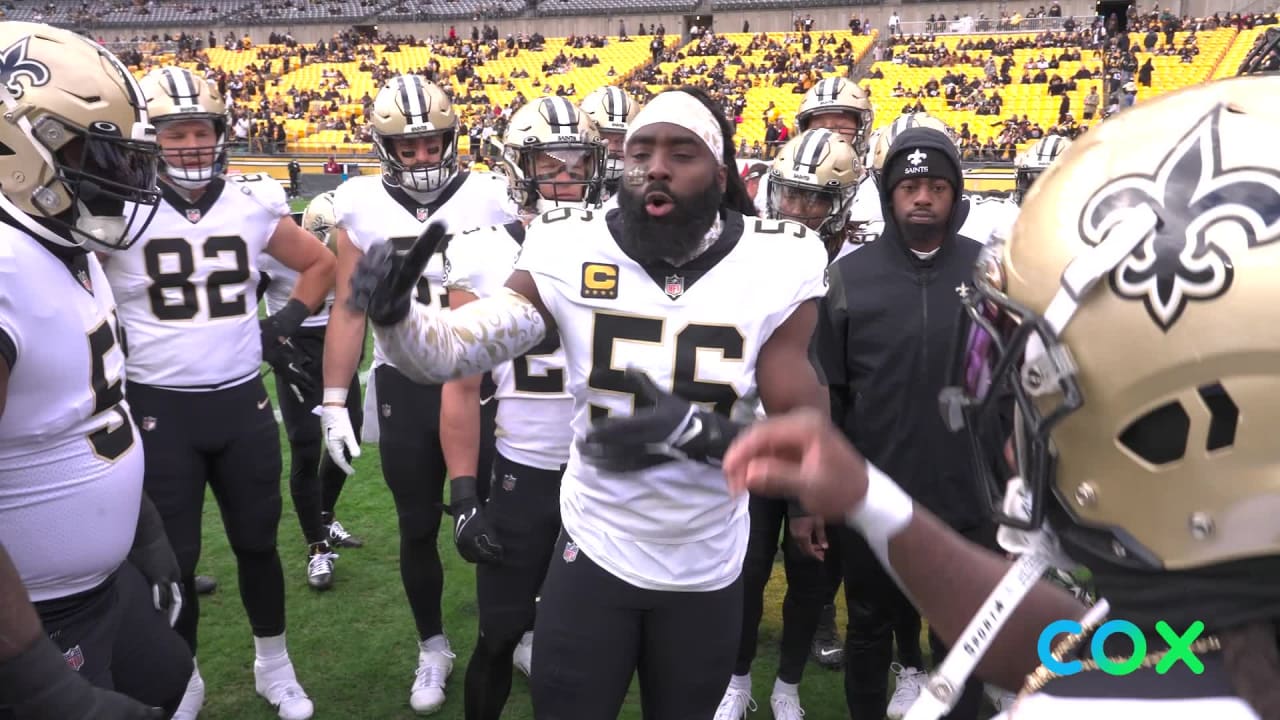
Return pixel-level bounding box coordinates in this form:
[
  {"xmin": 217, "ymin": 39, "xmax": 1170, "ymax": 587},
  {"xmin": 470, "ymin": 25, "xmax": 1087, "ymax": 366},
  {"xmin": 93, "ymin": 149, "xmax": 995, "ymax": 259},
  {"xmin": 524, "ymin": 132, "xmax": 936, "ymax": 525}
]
[{"xmin": 668, "ymin": 85, "xmax": 758, "ymax": 216}]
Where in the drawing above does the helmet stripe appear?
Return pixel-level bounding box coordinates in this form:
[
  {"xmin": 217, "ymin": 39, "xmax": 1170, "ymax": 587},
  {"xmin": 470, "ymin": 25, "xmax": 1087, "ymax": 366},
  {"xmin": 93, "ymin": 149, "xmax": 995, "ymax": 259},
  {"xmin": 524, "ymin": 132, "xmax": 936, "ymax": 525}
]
[{"xmin": 398, "ymin": 76, "xmax": 427, "ymax": 125}]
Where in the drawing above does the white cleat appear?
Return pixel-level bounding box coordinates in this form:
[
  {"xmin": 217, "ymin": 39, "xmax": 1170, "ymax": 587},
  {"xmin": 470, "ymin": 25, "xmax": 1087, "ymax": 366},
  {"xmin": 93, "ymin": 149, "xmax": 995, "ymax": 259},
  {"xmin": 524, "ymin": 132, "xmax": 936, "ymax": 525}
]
[
  {"xmin": 253, "ymin": 655, "xmax": 314, "ymax": 720},
  {"xmin": 410, "ymin": 636, "xmax": 455, "ymax": 715},
  {"xmin": 714, "ymin": 685, "xmax": 757, "ymax": 720},
  {"xmin": 886, "ymin": 663, "xmax": 927, "ymax": 720},
  {"xmin": 171, "ymin": 660, "xmax": 204, "ymax": 720},
  {"xmin": 769, "ymin": 691, "xmax": 806, "ymax": 719},
  {"xmin": 512, "ymin": 631, "xmax": 533, "ymax": 678}
]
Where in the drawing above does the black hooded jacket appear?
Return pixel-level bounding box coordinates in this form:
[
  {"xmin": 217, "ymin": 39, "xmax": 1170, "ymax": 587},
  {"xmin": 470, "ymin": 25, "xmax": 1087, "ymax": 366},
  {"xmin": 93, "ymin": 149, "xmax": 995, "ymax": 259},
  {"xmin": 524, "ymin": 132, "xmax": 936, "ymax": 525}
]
[{"xmin": 815, "ymin": 127, "xmax": 990, "ymax": 530}]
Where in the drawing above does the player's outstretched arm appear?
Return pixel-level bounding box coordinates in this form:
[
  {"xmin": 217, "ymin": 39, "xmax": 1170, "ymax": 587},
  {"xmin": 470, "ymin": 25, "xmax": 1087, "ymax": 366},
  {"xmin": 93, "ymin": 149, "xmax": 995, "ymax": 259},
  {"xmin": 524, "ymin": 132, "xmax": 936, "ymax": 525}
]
[
  {"xmin": 351, "ymin": 223, "xmax": 553, "ymax": 384},
  {"xmin": 723, "ymin": 409, "xmax": 1087, "ymax": 691}
]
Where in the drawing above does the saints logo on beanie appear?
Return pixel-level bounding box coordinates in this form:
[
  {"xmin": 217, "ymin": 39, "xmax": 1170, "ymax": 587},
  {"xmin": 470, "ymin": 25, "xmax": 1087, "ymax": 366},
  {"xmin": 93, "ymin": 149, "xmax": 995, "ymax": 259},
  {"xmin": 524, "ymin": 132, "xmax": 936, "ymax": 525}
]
[{"xmin": 883, "ymin": 131, "xmax": 961, "ymax": 194}]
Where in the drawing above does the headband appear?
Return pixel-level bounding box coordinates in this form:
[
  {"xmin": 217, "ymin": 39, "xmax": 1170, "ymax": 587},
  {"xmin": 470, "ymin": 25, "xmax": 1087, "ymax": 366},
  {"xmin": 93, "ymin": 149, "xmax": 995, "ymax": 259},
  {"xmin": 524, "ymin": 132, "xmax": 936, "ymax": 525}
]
[{"xmin": 625, "ymin": 91, "xmax": 725, "ymax": 166}]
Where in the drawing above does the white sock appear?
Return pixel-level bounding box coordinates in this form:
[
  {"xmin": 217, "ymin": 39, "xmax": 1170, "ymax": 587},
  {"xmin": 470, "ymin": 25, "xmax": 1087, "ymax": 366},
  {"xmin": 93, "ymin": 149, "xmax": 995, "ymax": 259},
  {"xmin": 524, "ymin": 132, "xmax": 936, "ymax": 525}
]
[
  {"xmin": 253, "ymin": 633, "xmax": 289, "ymax": 662},
  {"xmin": 773, "ymin": 678, "xmax": 799, "ymax": 697},
  {"xmin": 520, "ymin": 631, "xmax": 534, "ymax": 645},
  {"xmin": 421, "ymin": 633, "xmax": 450, "ymax": 653},
  {"xmin": 729, "ymin": 673, "xmax": 751, "ymax": 692}
]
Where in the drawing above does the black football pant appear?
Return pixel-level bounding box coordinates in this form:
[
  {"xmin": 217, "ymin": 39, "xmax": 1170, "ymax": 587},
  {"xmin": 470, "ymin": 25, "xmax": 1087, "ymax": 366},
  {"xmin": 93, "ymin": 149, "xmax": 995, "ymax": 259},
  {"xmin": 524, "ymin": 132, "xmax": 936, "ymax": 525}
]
[
  {"xmin": 126, "ymin": 377, "xmax": 286, "ymax": 654},
  {"xmin": 464, "ymin": 453, "xmax": 563, "ymax": 720},
  {"xmin": 839, "ymin": 524, "xmax": 997, "ymax": 720},
  {"xmin": 275, "ymin": 325, "xmax": 363, "ymax": 546},
  {"xmin": 530, "ymin": 532, "xmax": 742, "ymax": 720},
  {"xmin": 735, "ymin": 494, "xmax": 828, "ymax": 684},
  {"xmin": 0, "ymin": 565, "xmax": 193, "ymax": 720},
  {"xmin": 374, "ymin": 364, "xmax": 496, "ymax": 642}
]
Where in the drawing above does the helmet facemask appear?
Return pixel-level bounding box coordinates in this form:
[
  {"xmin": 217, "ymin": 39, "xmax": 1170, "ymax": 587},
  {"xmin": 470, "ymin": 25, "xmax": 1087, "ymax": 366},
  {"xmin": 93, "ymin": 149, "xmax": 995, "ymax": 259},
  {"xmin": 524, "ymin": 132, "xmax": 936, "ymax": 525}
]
[
  {"xmin": 1014, "ymin": 166, "xmax": 1044, "ymax": 205},
  {"xmin": 600, "ymin": 129, "xmax": 626, "ymax": 185},
  {"xmin": 155, "ymin": 116, "xmax": 228, "ymax": 190},
  {"xmin": 376, "ymin": 128, "xmax": 458, "ymax": 193},
  {"xmin": 25, "ymin": 113, "xmax": 161, "ymax": 250},
  {"xmin": 767, "ymin": 177, "xmax": 852, "ymax": 238}
]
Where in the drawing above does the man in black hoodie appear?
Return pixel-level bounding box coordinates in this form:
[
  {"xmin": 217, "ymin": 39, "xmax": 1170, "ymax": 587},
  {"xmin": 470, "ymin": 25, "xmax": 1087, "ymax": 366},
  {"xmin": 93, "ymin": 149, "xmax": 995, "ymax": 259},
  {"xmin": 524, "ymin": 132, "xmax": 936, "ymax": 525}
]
[{"xmin": 815, "ymin": 126, "xmax": 993, "ymax": 720}]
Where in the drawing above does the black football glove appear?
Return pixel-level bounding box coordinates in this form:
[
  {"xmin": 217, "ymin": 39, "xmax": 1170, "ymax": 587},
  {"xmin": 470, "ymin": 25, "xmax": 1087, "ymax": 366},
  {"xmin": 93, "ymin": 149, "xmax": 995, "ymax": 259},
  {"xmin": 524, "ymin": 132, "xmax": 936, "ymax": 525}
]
[
  {"xmin": 348, "ymin": 220, "xmax": 450, "ymax": 326},
  {"xmin": 0, "ymin": 633, "xmax": 164, "ymax": 720},
  {"xmin": 579, "ymin": 368, "xmax": 743, "ymax": 472},
  {"xmin": 262, "ymin": 336, "xmax": 318, "ymax": 402},
  {"xmin": 127, "ymin": 494, "xmax": 183, "ymax": 628},
  {"xmin": 447, "ymin": 475, "xmax": 503, "ymax": 565}
]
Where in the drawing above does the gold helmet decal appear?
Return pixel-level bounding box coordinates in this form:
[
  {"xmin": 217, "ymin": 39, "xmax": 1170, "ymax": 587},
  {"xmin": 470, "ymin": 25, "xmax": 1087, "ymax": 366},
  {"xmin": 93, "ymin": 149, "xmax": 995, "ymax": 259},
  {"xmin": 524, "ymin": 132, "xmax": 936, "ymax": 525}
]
[{"xmin": 943, "ymin": 76, "xmax": 1280, "ymax": 572}]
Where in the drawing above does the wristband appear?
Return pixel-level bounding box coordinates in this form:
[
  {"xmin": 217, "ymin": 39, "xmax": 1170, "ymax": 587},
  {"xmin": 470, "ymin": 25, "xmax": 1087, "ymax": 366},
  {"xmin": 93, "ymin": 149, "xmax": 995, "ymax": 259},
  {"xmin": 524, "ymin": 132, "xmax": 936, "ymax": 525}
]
[
  {"xmin": 322, "ymin": 388, "xmax": 348, "ymax": 406},
  {"xmin": 270, "ymin": 298, "xmax": 310, "ymax": 337},
  {"xmin": 845, "ymin": 462, "xmax": 913, "ymax": 568}
]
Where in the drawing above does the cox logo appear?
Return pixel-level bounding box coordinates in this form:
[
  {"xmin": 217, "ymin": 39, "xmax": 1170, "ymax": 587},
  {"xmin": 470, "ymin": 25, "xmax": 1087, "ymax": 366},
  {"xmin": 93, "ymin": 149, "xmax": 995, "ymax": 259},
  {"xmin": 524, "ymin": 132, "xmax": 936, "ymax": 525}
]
[{"xmin": 1037, "ymin": 619, "xmax": 1206, "ymax": 676}]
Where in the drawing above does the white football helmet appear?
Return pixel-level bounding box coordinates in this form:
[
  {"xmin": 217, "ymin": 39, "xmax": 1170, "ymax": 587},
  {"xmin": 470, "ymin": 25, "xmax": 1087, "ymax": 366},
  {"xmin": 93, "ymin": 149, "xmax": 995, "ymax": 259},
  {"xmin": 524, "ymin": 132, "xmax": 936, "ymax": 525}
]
[
  {"xmin": 0, "ymin": 23, "xmax": 160, "ymax": 250},
  {"xmin": 140, "ymin": 66, "xmax": 228, "ymax": 190},
  {"xmin": 500, "ymin": 97, "xmax": 606, "ymax": 214},
  {"xmin": 1013, "ymin": 135, "xmax": 1072, "ymax": 205},
  {"xmin": 370, "ymin": 75, "xmax": 459, "ymax": 192}
]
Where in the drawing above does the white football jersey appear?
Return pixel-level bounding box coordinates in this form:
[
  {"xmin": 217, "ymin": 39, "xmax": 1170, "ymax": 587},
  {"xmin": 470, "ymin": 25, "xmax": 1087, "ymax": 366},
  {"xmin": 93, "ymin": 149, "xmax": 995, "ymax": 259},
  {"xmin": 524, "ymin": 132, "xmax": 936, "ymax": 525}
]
[
  {"xmin": 104, "ymin": 175, "xmax": 289, "ymax": 389},
  {"xmin": 258, "ymin": 253, "xmax": 331, "ymax": 328},
  {"xmin": 0, "ymin": 226, "xmax": 143, "ymax": 602},
  {"xmin": 444, "ymin": 221, "xmax": 573, "ymax": 471},
  {"xmin": 515, "ymin": 207, "xmax": 829, "ymax": 592},
  {"xmin": 334, "ymin": 172, "xmax": 516, "ymax": 371}
]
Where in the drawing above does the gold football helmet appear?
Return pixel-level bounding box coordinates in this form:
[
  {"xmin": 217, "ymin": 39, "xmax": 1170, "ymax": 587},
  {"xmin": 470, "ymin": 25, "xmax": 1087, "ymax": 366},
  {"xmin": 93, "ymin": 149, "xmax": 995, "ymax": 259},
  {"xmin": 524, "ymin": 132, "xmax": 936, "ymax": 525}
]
[
  {"xmin": 302, "ymin": 190, "xmax": 338, "ymax": 252},
  {"xmin": 870, "ymin": 113, "xmax": 955, "ymax": 183},
  {"xmin": 767, "ymin": 128, "xmax": 861, "ymax": 242},
  {"xmin": 579, "ymin": 86, "xmax": 640, "ymax": 186},
  {"xmin": 1013, "ymin": 135, "xmax": 1071, "ymax": 205},
  {"xmin": 796, "ymin": 77, "xmax": 874, "ymax": 158},
  {"xmin": 140, "ymin": 66, "xmax": 228, "ymax": 190},
  {"xmin": 0, "ymin": 22, "xmax": 159, "ymax": 250},
  {"xmin": 370, "ymin": 75, "xmax": 458, "ymax": 192},
  {"xmin": 942, "ymin": 75, "xmax": 1280, "ymax": 572},
  {"xmin": 500, "ymin": 96, "xmax": 605, "ymax": 213}
]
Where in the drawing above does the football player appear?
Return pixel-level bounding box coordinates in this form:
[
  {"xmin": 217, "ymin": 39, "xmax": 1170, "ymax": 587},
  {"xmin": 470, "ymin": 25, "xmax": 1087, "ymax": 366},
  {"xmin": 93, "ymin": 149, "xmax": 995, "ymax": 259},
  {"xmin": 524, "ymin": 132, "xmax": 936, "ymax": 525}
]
[
  {"xmin": 727, "ymin": 74, "xmax": 1280, "ymax": 720},
  {"xmin": 0, "ymin": 23, "xmax": 191, "ymax": 718},
  {"xmin": 1012, "ymin": 135, "xmax": 1071, "ymax": 206},
  {"xmin": 440, "ymin": 96, "xmax": 606, "ymax": 720},
  {"xmin": 320, "ymin": 74, "xmax": 516, "ymax": 714},
  {"xmin": 102, "ymin": 66, "xmax": 335, "ymax": 720},
  {"xmin": 352, "ymin": 86, "xmax": 828, "ymax": 719},
  {"xmin": 579, "ymin": 85, "xmax": 641, "ymax": 203},
  {"xmin": 710, "ymin": 127, "xmax": 865, "ymax": 720},
  {"xmin": 258, "ymin": 191, "xmax": 365, "ymax": 593}
]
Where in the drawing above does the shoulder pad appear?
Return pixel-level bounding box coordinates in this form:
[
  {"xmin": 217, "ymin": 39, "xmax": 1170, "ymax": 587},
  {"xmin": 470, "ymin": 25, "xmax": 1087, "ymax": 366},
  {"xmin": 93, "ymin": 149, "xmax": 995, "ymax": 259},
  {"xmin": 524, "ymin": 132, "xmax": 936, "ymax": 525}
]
[{"xmin": 227, "ymin": 173, "xmax": 289, "ymax": 217}]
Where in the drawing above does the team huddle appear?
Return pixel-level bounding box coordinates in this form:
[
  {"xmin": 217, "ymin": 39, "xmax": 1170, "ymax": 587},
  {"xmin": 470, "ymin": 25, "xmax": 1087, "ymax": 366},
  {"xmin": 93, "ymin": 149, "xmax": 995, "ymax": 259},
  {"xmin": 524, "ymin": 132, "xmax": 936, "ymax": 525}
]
[{"xmin": 2, "ymin": 17, "xmax": 1280, "ymax": 720}]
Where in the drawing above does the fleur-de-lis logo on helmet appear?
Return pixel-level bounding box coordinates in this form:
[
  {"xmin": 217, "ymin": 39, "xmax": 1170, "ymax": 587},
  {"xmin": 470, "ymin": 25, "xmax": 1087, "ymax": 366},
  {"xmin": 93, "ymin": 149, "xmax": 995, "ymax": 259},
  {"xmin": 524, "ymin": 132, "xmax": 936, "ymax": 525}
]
[
  {"xmin": 1079, "ymin": 103, "xmax": 1280, "ymax": 331},
  {"xmin": 0, "ymin": 37, "xmax": 51, "ymax": 100}
]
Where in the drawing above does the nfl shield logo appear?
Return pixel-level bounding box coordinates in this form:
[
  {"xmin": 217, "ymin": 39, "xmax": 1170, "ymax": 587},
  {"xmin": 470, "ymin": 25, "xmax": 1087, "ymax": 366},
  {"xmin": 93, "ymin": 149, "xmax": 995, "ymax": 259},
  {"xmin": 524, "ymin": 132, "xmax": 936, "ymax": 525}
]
[
  {"xmin": 563, "ymin": 541, "xmax": 579, "ymax": 563},
  {"xmin": 140, "ymin": 416, "xmax": 157, "ymax": 431},
  {"xmin": 416, "ymin": 207, "xmax": 429, "ymax": 222},
  {"xmin": 63, "ymin": 645, "xmax": 85, "ymax": 672},
  {"xmin": 184, "ymin": 208, "xmax": 202, "ymax": 224},
  {"xmin": 502, "ymin": 473, "xmax": 517, "ymax": 492},
  {"xmin": 381, "ymin": 403, "xmax": 392, "ymax": 418},
  {"xmin": 663, "ymin": 275, "xmax": 685, "ymax": 300}
]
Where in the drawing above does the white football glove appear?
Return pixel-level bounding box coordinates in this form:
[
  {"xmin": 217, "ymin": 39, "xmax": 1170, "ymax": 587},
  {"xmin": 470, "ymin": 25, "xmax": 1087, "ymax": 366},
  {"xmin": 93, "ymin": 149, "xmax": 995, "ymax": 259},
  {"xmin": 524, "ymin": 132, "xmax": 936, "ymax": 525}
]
[{"xmin": 321, "ymin": 404, "xmax": 361, "ymax": 475}]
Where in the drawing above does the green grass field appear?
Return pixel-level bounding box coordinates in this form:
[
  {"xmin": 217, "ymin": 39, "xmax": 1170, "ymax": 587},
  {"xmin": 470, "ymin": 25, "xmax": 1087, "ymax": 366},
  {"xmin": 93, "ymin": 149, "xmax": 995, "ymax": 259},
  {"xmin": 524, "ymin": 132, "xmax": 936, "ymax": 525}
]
[{"xmin": 187, "ymin": 196, "xmax": 932, "ymax": 719}]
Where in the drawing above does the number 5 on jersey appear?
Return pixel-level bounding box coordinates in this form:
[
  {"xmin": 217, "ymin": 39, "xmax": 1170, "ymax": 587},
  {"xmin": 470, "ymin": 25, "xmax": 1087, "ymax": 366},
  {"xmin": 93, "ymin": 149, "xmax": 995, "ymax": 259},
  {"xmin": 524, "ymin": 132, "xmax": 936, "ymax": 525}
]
[{"xmin": 86, "ymin": 314, "xmax": 134, "ymax": 461}]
